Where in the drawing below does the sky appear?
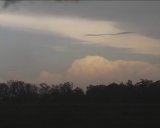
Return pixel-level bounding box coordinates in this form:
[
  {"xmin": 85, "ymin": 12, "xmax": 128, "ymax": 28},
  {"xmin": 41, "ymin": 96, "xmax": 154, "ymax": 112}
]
[{"xmin": 0, "ymin": 1, "xmax": 160, "ymax": 88}]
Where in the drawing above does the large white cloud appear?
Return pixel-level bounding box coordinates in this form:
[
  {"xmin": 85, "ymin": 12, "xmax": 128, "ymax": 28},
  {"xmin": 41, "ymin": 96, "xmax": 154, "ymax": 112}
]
[
  {"xmin": 35, "ymin": 56, "xmax": 160, "ymax": 88},
  {"xmin": 0, "ymin": 13, "xmax": 160, "ymax": 55}
]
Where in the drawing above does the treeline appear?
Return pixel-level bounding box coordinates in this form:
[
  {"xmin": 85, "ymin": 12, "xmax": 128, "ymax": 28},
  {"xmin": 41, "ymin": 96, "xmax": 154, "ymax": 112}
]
[{"xmin": 0, "ymin": 79, "xmax": 160, "ymax": 103}]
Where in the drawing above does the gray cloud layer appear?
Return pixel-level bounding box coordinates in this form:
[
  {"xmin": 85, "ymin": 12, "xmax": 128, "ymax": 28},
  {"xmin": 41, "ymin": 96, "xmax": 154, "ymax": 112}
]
[
  {"xmin": 0, "ymin": 1, "xmax": 160, "ymax": 84},
  {"xmin": 1, "ymin": 1, "xmax": 159, "ymax": 39}
]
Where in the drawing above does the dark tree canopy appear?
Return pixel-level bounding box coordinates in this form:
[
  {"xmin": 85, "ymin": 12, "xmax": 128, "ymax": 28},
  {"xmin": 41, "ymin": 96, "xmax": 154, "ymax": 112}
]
[{"xmin": 0, "ymin": 79, "xmax": 160, "ymax": 103}]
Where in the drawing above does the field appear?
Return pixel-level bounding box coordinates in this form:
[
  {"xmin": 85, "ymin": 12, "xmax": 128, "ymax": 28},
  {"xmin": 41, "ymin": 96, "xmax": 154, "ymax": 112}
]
[{"xmin": 0, "ymin": 103, "xmax": 160, "ymax": 128}]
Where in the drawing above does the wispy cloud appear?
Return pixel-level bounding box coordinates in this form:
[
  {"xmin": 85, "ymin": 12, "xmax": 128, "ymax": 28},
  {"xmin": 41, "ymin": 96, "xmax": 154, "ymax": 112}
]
[
  {"xmin": 85, "ymin": 32, "xmax": 133, "ymax": 36},
  {"xmin": 0, "ymin": 12, "xmax": 160, "ymax": 55}
]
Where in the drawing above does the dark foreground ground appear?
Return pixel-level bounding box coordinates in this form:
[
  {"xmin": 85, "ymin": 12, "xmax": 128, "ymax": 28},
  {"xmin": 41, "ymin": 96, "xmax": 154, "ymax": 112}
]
[{"xmin": 0, "ymin": 103, "xmax": 160, "ymax": 128}]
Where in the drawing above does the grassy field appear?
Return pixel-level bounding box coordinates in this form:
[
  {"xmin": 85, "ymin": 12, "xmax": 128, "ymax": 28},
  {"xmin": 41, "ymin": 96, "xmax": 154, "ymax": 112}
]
[{"xmin": 0, "ymin": 103, "xmax": 160, "ymax": 128}]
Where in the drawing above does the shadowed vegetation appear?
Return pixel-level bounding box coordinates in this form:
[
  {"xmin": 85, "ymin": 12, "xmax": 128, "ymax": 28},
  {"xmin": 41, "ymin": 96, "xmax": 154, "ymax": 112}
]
[
  {"xmin": 0, "ymin": 79, "xmax": 160, "ymax": 127},
  {"xmin": 0, "ymin": 79, "xmax": 160, "ymax": 103}
]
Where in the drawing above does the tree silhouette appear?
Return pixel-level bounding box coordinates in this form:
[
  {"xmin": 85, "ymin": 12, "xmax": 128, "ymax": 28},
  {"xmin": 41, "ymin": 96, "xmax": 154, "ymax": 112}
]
[{"xmin": 0, "ymin": 79, "xmax": 159, "ymax": 103}]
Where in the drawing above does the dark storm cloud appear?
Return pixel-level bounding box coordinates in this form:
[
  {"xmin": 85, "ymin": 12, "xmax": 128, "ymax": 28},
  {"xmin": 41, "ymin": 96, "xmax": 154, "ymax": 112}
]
[
  {"xmin": 5, "ymin": 1, "xmax": 159, "ymax": 39},
  {"xmin": 1, "ymin": 1, "xmax": 160, "ymax": 39}
]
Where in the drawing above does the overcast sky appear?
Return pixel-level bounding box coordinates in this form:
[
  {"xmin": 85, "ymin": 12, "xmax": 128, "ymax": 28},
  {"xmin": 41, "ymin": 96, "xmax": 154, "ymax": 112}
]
[{"xmin": 0, "ymin": 1, "xmax": 160, "ymax": 88}]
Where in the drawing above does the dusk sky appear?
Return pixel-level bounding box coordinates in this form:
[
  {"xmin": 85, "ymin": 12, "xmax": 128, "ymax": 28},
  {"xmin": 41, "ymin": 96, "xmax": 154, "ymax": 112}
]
[{"xmin": 0, "ymin": 1, "xmax": 160, "ymax": 88}]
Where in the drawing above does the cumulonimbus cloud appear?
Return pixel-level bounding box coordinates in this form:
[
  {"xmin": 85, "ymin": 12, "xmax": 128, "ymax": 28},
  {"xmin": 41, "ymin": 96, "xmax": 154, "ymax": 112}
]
[{"xmin": 35, "ymin": 56, "xmax": 160, "ymax": 88}]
